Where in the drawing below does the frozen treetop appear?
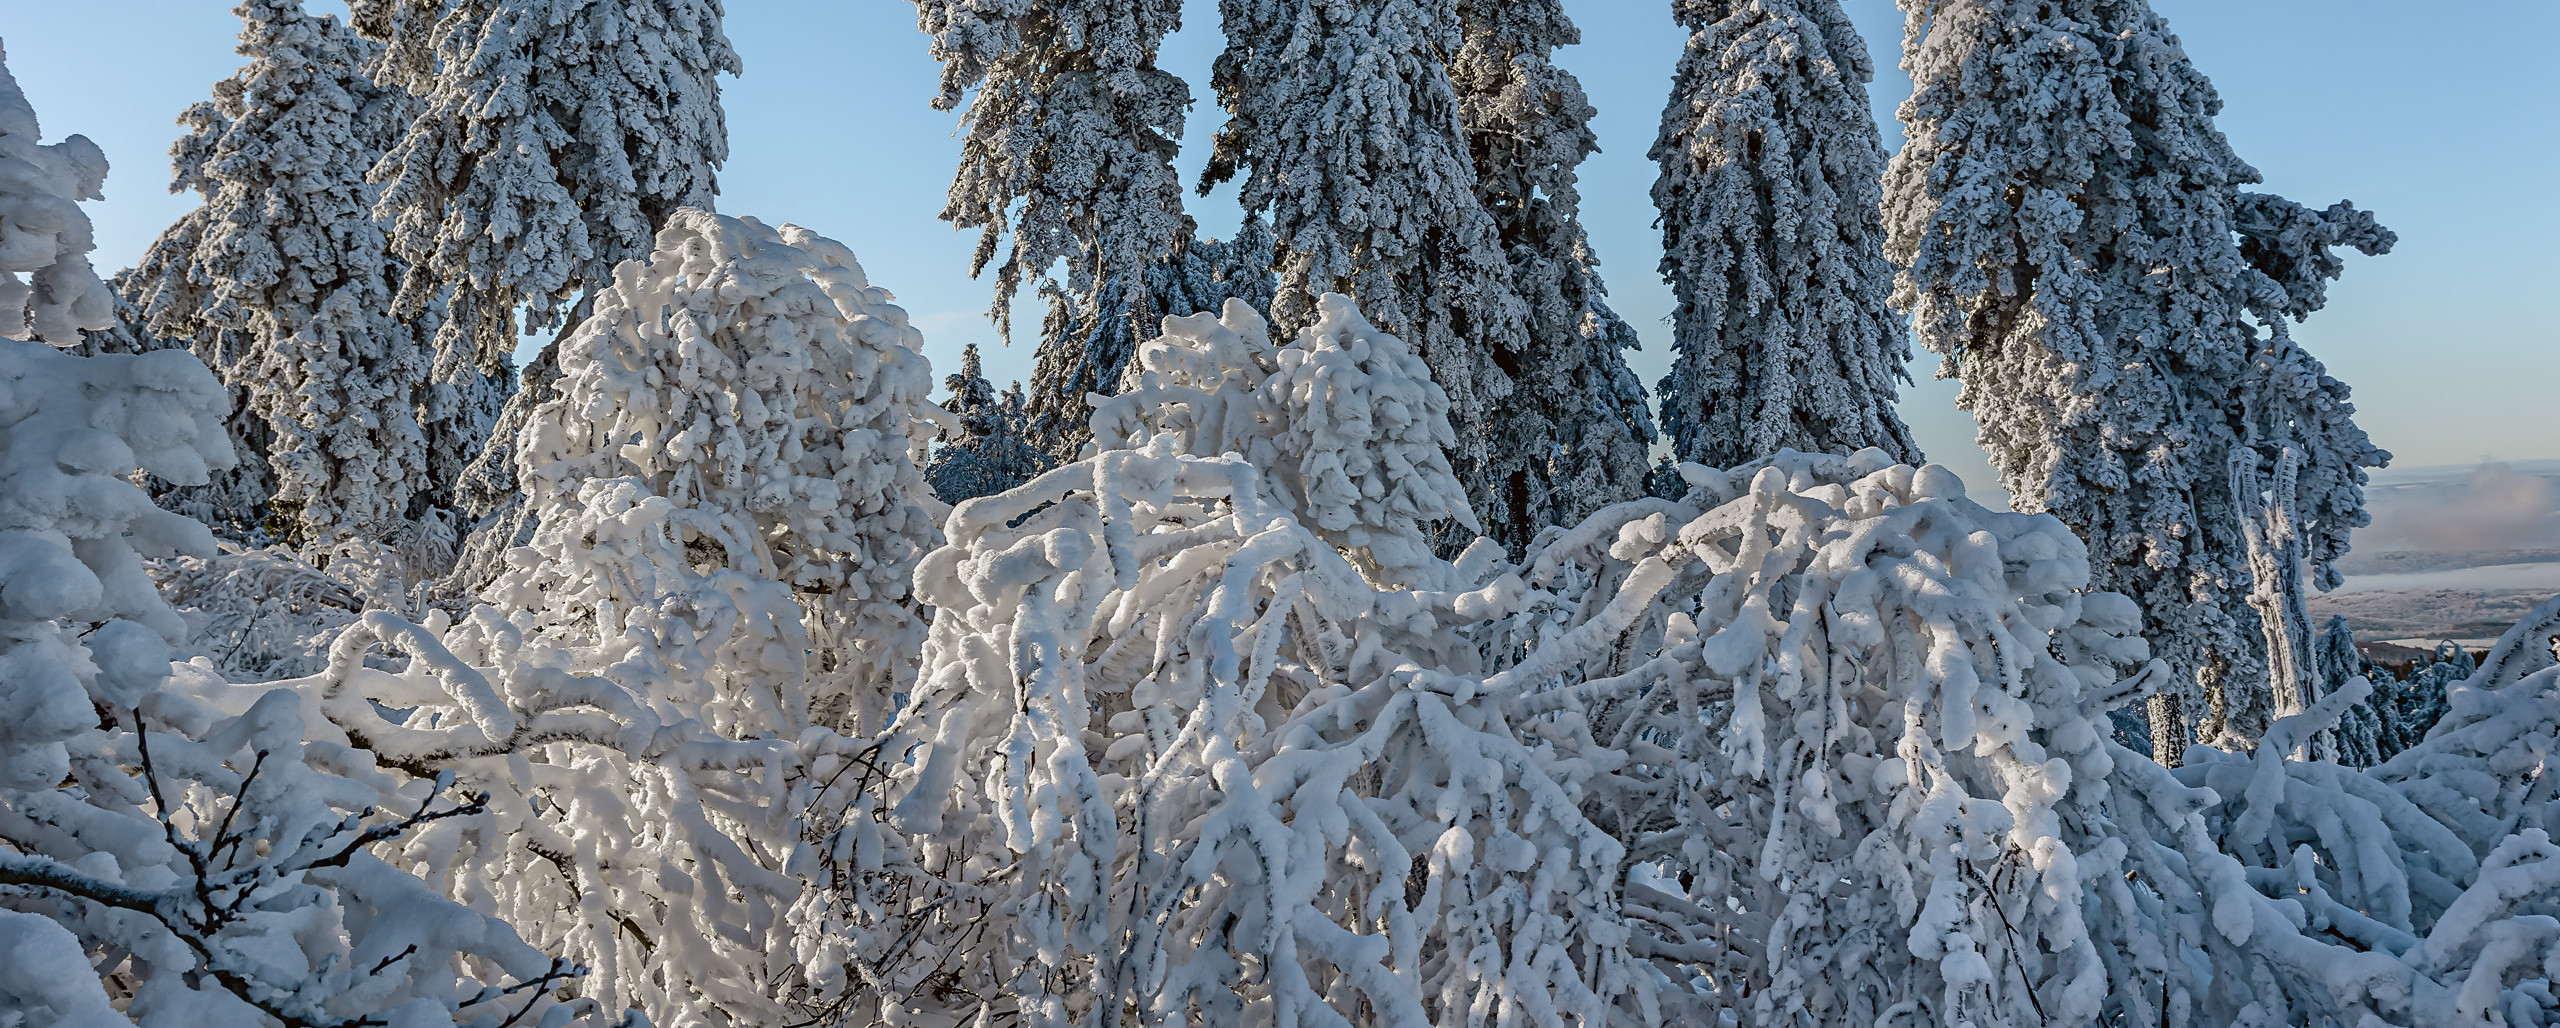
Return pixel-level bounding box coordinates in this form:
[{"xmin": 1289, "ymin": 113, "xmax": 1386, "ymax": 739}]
[
  {"xmin": 1090, "ymin": 293, "xmax": 1481, "ymax": 588},
  {"xmin": 501, "ymin": 207, "xmax": 944, "ymax": 736},
  {"xmin": 0, "ymin": 40, "xmax": 112, "ymax": 344}
]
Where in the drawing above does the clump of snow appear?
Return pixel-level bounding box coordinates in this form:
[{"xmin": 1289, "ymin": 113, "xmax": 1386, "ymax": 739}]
[{"xmin": 0, "ymin": 42, "xmax": 112, "ymax": 344}]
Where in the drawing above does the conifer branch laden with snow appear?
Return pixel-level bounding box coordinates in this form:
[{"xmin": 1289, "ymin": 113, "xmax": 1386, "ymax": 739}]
[
  {"xmin": 356, "ymin": 0, "xmax": 738, "ymax": 373},
  {"xmin": 1452, "ymin": 0, "xmax": 1657, "ymax": 532},
  {"xmin": 912, "ymin": 0, "xmax": 1192, "ymax": 345}
]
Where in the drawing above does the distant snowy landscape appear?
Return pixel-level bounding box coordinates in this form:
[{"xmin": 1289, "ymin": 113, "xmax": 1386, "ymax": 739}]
[
  {"xmin": 4, "ymin": 1, "xmax": 2557, "ymax": 1027},
  {"xmin": 2316, "ymin": 460, "xmax": 2560, "ymax": 644}
]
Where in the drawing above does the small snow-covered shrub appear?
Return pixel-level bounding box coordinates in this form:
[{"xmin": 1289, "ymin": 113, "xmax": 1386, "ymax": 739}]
[
  {"xmin": 225, "ymin": 211, "xmax": 946, "ymax": 1026},
  {"xmin": 845, "ymin": 297, "xmax": 2173, "ymax": 1026},
  {"xmin": 500, "ymin": 208, "xmax": 943, "ymax": 736}
]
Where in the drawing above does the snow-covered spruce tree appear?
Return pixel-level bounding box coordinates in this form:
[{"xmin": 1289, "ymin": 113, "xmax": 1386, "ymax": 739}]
[
  {"xmin": 355, "ymin": 0, "xmax": 738, "ymax": 372},
  {"xmin": 1450, "ymin": 0, "xmax": 1656, "ymax": 529},
  {"xmin": 1022, "ymin": 219, "xmax": 1279, "ymax": 461},
  {"xmin": 1884, "ymin": 0, "xmax": 2389, "ymax": 762},
  {"xmin": 1653, "ymin": 0, "xmax": 1920, "ymax": 469},
  {"xmin": 928, "ymin": 343, "xmax": 1051, "ymax": 503},
  {"xmin": 1207, "ymin": 0, "xmax": 1553, "ymax": 550},
  {"xmin": 913, "ymin": 0, "xmax": 1194, "ymax": 452},
  {"xmin": 125, "ymin": 0, "xmax": 443, "ymax": 549}
]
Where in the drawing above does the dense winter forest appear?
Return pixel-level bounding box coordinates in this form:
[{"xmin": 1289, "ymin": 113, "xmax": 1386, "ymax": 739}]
[{"xmin": 2, "ymin": 0, "xmax": 2556, "ymax": 1025}]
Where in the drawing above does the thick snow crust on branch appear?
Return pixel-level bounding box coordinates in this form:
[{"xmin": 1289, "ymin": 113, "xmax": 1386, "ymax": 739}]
[
  {"xmin": 0, "ymin": 41, "xmax": 112, "ymax": 345},
  {"xmin": 1652, "ymin": 0, "xmax": 1920, "ymax": 469},
  {"xmin": 196, "ymin": 211, "xmax": 945, "ymax": 1025},
  {"xmin": 1087, "ymin": 294, "xmax": 1480, "ymax": 588},
  {"xmin": 496, "ymin": 208, "xmax": 944, "ymax": 738}
]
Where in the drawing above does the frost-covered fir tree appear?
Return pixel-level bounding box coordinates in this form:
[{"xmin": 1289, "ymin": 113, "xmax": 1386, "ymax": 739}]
[
  {"xmin": 1883, "ymin": 0, "xmax": 2387, "ymax": 761},
  {"xmin": 927, "ymin": 343, "xmax": 1050, "ymax": 503},
  {"xmin": 1206, "ymin": 0, "xmax": 1546, "ymax": 548},
  {"xmin": 125, "ymin": 0, "xmax": 446, "ymax": 548},
  {"xmin": 912, "ymin": 0, "xmax": 1191, "ymax": 355},
  {"xmin": 1653, "ymin": 0, "xmax": 1920, "ymax": 468},
  {"xmin": 1451, "ymin": 0, "xmax": 1657, "ymax": 529},
  {"xmin": 356, "ymin": 0, "xmax": 738, "ymax": 370},
  {"xmin": 1021, "ymin": 220, "xmax": 1278, "ymax": 460}
]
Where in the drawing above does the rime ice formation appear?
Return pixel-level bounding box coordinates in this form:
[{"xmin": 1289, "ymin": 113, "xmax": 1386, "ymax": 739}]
[
  {"xmin": 1653, "ymin": 0, "xmax": 1920, "ymax": 469},
  {"xmin": 1454, "ymin": 0, "xmax": 1657, "ymax": 531},
  {"xmin": 0, "ymin": 42, "xmax": 111, "ymax": 345},
  {"xmin": 357, "ymin": 0, "xmax": 738, "ymax": 371},
  {"xmin": 127, "ymin": 1, "xmax": 453, "ymax": 547},
  {"xmin": 1883, "ymin": 0, "xmax": 2389, "ymax": 762}
]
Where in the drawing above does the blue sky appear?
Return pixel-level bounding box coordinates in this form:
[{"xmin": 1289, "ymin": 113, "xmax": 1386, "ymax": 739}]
[{"xmin": 9, "ymin": 0, "xmax": 2554, "ymax": 497}]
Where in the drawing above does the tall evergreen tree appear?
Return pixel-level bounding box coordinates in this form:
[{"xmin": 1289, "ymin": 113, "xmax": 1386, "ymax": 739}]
[
  {"xmin": 125, "ymin": 0, "xmax": 452, "ymax": 546},
  {"xmin": 355, "ymin": 0, "xmax": 738, "ymax": 373},
  {"xmin": 928, "ymin": 343, "xmax": 1050, "ymax": 502},
  {"xmin": 1884, "ymin": 0, "xmax": 2387, "ymax": 761},
  {"xmin": 1652, "ymin": 0, "xmax": 1919, "ymax": 468},
  {"xmin": 913, "ymin": 0, "xmax": 1204, "ymax": 460},
  {"xmin": 1451, "ymin": 0, "xmax": 1656, "ymax": 530},
  {"xmin": 1206, "ymin": 0, "xmax": 1544, "ymax": 548}
]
